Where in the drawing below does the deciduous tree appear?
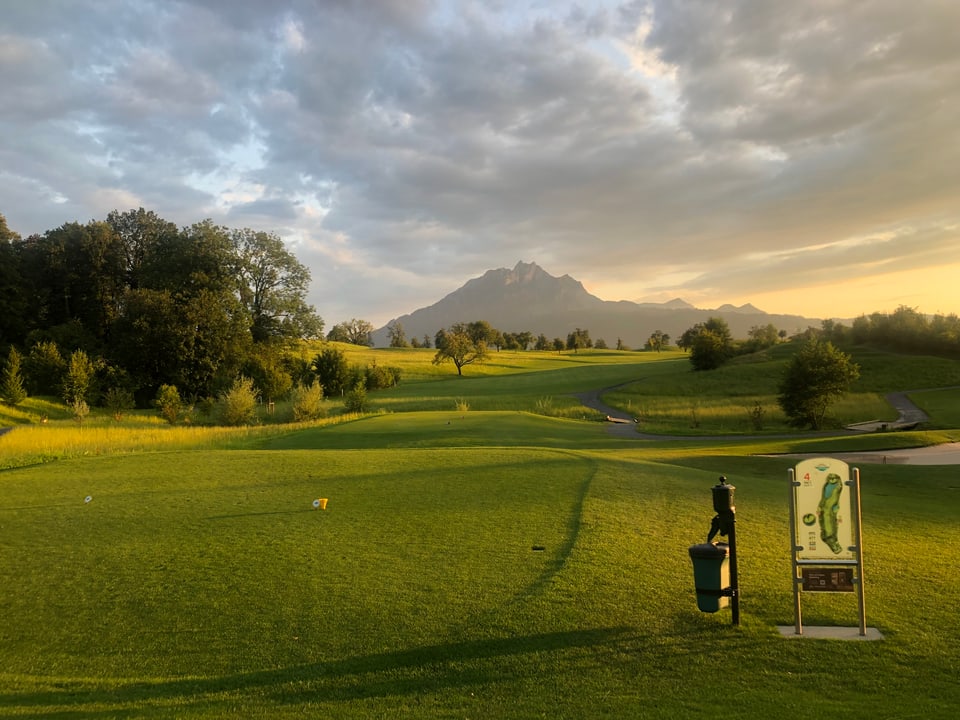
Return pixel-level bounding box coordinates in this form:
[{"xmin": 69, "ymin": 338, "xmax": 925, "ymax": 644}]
[
  {"xmin": 341, "ymin": 318, "xmax": 374, "ymax": 346},
  {"xmin": 312, "ymin": 347, "xmax": 351, "ymax": 396},
  {"xmin": 432, "ymin": 323, "xmax": 489, "ymax": 375},
  {"xmin": 645, "ymin": 330, "xmax": 669, "ymax": 352},
  {"xmin": 232, "ymin": 228, "xmax": 323, "ymax": 343},
  {"xmin": 778, "ymin": 339, "xmax": 860, "ymax": 429},
  {"xmin": 688, "ymin": 317, "xmax": 734, "ymax": 370},
  {"xmin": 566, "ymin": 328, "xmax": 592, "ymax": 353},
  {"xmin": 387, "ymin": 321, "xmax": 409, "ymax": 347}
]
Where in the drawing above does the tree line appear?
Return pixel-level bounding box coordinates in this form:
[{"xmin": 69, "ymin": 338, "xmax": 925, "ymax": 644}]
[{"xmin": 0, "ymin": 209, "xmax": 326, "ymax": 410}]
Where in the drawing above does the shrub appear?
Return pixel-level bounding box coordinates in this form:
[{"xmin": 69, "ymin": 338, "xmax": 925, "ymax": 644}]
[
  {"xmin": 156, "ymin": 384, "xmax": 184, "ymax": 425},
  {"xmin": 312, "ymin": 348, "xmax": 350, "ymax": 396},
  {"xmin": 533, "ymin": 396, "xmax": 553, "ymax": 416},
  {"xmin": 25, "ymin": 340, "xmax": 66, "ymax": 395},
  {"xmin": 103, "ymin": 387, "xmax": 135, "ymax": 421},
  {"xmin": 71, "ymin": 398, "xmax": 90, "ymax": 425},
  {"xmin": 365, "ymin": 363, "xmax": 401, "ymax": 390},
  {"xmin": 62, "ymin": 349, "xmax": 97, "ymax": 406},
  {"xmin": 195, "ymin": 396, "xmax": 217, "ymax": 417},
  {"xmin": 747, "ymin": 401, "xmax": 766, "ymax": 431},
  {"xmin": 344, "ymin": 380, "xmax": 368, "ymax": 414},
  {"xmin": 219, "ymin": 376, "xmax": 259, "ymax": 426},
  {"xmin": 291, "ymin": 378, "xmax": 325, "ymax": 421}
]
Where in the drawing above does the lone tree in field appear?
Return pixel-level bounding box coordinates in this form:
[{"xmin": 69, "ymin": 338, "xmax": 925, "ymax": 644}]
[
  {"xmin": 645, "ymin": 330, "xmax": 670, "ymax": 352},
  {"xmin": 432, "ymin": 323, "xmax": 489, "ymax": 375},
  {"xmin": 688, "ymin": 317, "xmax": 734, "ymax": 370},
  {"xmin": 778, "ymin": 338, "xmax": 860, "ymax": 429},
  {"xmin": 387, "ymin": 320, "xmax": 409, "ymax": 348}
]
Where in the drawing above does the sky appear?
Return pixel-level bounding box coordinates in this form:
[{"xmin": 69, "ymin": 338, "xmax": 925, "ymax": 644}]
[{"xmin": 2, "ymin": 0, "xmax": 959, "ymax": 328}]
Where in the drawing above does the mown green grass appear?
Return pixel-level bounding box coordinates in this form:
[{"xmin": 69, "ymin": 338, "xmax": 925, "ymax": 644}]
[
  {"xmin": 909, "ymin": 387, "xmax": 960, "ymax": 428},
  {"xmin": 1, "ymin": 416, "xmax": 958, "ymax": 718},
  {"xmin": 604, "ymin": 345, "xmax": 960, "ymax": 435},
  {"xmin": 1, "ymin": 346, "xmax": 958, "ymax": 717},
  {"xmin": 359, "ymin": 348, "xmax": 677, "ymax": 416}
]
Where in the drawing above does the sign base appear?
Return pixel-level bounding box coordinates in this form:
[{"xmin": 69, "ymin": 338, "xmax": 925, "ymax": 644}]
[{"xmin": 776, "ymin": 625, "xmax": 884, "ymax": 641}]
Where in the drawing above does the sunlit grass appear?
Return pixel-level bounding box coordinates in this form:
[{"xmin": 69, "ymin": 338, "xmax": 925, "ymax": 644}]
[
  {"xmin": 311, "ymin": 342, "xmax": 669, "ymax": 382},
  {"xmin": 0, "ymin": 422, "xmax": 957, "ymax": 718},
  {"xmin": 0, "ymin": 341, "xmax": 958, "ymax": 717},
  {"xmin": 0, "ymin": 416, "xmax": 354, "ymax": 469}
]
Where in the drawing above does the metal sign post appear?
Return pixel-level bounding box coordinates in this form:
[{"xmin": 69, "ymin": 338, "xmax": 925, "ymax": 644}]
[{"xmin": 787, "ymin": 458, "xmax": 868, "ymax": 636}]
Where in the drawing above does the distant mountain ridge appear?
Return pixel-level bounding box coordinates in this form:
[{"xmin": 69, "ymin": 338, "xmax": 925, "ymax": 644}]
[{"xmin": 371, "ymin": 261, "xmax": 820, "ymax": 348}]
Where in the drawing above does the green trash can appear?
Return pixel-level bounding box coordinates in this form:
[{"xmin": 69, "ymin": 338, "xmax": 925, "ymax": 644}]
[{"xmin": 688, "ymin": 542, "xmax": 730, "ymax": 613}]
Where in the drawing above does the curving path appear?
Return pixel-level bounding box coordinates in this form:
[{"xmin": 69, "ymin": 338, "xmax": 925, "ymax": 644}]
[{"xmin": 572, "ymin": 384, "xmax": 960, "ymax": 463}]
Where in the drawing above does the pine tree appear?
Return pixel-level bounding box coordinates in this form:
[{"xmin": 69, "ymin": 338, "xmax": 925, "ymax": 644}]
[{"xmin": 1, "ymin": 347, "xmax": 28, "ymax": 406}]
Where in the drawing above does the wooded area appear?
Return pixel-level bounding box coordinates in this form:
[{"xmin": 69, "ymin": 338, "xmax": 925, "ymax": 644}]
[{"xmin": 0, "ymin": 209, "xmax": 322, "ymax": 404}]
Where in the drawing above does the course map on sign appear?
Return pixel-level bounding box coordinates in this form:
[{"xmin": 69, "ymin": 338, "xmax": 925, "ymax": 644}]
[{"xmin": 793, "ymin": 457, "xmax": 856, "ymax": 562}]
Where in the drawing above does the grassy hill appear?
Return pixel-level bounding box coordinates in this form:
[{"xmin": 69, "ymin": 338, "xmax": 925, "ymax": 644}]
[{"xmin": 0, "ymin": 345, "xmax": 958, "ymax": 717}]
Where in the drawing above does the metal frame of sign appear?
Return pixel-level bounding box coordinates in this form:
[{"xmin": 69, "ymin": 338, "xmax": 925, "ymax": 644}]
[{"xmin": 788, "ymin": 458, "xmax": 867, "ymax": 636}]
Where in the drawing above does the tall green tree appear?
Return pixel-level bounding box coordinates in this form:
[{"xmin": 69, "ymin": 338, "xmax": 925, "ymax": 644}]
[
  {"xmin": 0, "ymin": 214, "xmax": 28, "ymax": 347},
  {"xmin": 157, "ymin": 220, "xmax": 236, "ymax": 297},
  {"xmin": 175, "ymin": 288, "xmax": 250, "ymax": 398},
  {"xmin": 778, "ymin": 339, "xmax": 860, "ymax": 429},
  {"xmin": 109, "ymin": 288, "xmax": 184, "ymax": 398},
  {"xmin": 16, "ymin": 221, "xmax": 126, "ymax": 346},
  {"xmin": 466, "ymin": 320, "xmax": 498, "ymax": 347},
  {"xmin": 232, "ymin": 228, "xmax": 323, "ymax": 343},
  {"xmin": 106, "ymin": 208, "xmax": 179, "ymax": 290}
]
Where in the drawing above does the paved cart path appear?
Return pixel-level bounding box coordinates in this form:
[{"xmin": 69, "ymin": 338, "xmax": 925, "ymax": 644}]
[{"xmin": 572, "ymin": 384, "xmax": 960, "ymax": 464}]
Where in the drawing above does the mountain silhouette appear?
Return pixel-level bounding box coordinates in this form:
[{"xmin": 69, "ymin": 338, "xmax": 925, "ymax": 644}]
[{"xmin": 371, "ymin": 261, "xmax": 818, "ymax": 348}]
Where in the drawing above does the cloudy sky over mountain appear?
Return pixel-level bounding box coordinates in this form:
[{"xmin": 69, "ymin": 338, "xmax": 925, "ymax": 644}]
[{"xmin": 3, "ymin": 0, "xmax": 958, "ymax": 326}]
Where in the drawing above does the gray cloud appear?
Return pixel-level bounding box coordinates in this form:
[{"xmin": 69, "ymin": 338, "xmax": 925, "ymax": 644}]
[{"xmin": 1, "ymin": 0, "xmax": 958, "ymax": 326}]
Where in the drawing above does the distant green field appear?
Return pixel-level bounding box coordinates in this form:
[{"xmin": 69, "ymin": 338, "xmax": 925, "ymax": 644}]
[{"xmin": 1, "ymin": 346, "xmax": 958, "ymax": 717}]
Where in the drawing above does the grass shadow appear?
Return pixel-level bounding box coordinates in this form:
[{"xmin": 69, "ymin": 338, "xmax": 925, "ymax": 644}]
[
  {"xmin": 518, "ymin": 457, "xmax": 597, "ymax": 598},
  {"xmin": 0, "ymin": 626, "xmax": 637, "ymax": 715}
]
